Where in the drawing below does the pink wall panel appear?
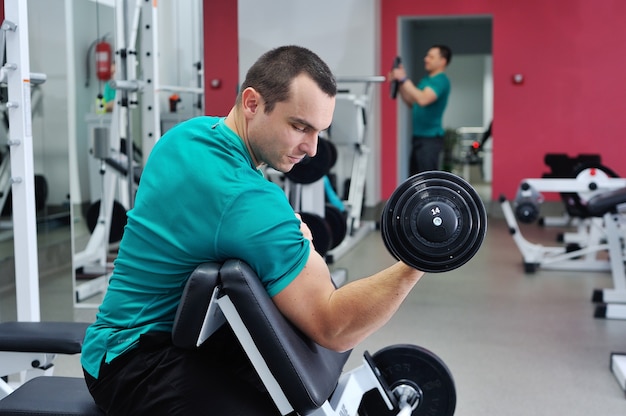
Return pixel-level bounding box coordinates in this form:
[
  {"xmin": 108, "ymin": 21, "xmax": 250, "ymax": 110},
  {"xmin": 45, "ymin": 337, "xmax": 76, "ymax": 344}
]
[{"xmin": 203, "ymin": 0, "xmax": 239, "ymax": 117}]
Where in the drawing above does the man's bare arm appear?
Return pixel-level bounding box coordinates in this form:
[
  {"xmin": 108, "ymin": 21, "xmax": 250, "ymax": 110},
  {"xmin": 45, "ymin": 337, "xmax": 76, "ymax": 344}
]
[{"xmin": 273, "ymin": 249, "xmax": 424, "ymax": 352}]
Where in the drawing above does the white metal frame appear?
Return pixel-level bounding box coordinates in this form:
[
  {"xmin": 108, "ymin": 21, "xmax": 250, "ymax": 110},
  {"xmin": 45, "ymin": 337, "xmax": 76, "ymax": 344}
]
[
  {"xmin": 611, "ymin": 353, "xmax": 626, "ymax": 395},
  {"xmin": 517, "ymin": 169, "xmax": 626, "ymax": 205},
  {"xmin": 326, "ymin": 76, "xmax": 384, "ymax": 263},
  {"xmin": 0, "ymin": 2, "xmax": 55, "ymax": 395},
  {"xmin": 2, "ymin": 0, "xmax": 41, "ymax": 322},
  {"xmin": 501, "ymin": 198, "xmax": 616, "ymax": 273},
  {"xmin": 0, "ymin": 351, "xmax": 55, "ymax": 400}
]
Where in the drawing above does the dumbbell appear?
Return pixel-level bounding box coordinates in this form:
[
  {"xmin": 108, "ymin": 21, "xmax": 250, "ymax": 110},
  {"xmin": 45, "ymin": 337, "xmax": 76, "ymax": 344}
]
[
  {"xmin": 380, "ymin": 171, "xmax": 487, "ymax": 272},
  {"xmin": 389, "ymin": 56, "xmax": 402, "ymax": 99}
]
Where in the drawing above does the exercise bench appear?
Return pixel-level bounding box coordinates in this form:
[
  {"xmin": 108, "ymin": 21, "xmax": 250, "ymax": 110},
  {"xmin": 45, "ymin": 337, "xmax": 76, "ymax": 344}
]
[
  {"xmin": 178, "ymin": 259, "xmax": 457, "ymax": 415},
  {"xmin": 0, "ymin": 321, "xmax": 101, "ymax": 415},
  {"xmin": 0, "ymin": 260, "xmax": 456, "ymax": 415}
]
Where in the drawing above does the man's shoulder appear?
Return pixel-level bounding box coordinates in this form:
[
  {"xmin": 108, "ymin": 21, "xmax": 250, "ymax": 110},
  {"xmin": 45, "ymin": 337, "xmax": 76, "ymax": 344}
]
[
  {"xmin": 429, "ymin": 73, "xmax": 450, "ymax": 92},
  {"xmin": 433, "ymin": 72, "xmax": 450, "ymax": 83}
]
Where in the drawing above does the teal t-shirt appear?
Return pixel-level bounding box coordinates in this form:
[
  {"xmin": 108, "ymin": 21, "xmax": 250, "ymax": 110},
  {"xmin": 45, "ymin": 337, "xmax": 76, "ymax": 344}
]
[
  {"xmin": 102, "ymin": 81, "xmax": 116, "ymax": 104},
  {"xmin": 81, "ymin": 116, "xmax": 311, "ymax": 378},
  {"xmin": 412, "ymin": 72, "xmax": 450, "ymax": 137}
]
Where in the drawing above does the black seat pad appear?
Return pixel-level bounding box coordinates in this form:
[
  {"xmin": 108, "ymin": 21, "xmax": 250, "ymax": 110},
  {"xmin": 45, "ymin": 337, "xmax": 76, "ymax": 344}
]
[
  {"xmin": 587, "ymin": 187, "xmax": 626, "ymax": 217},
  {"xmin": 220, "ymin": 259, "xmax": 350, "ymax": 414},
  {"xmin": 0, "ymin": 377, "xmax": 103, "ymax": 415}
]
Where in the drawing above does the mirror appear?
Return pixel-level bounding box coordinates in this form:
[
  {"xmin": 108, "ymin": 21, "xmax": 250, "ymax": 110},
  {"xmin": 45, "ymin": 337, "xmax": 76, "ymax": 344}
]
[
  {"xmin": 67, "ymin": 0, "xmax": 116, "ymax": 310},
  {"xmin": 0, "ymin": 0, "xmax": 74, "ymax": 322},
  {"xmin": 68, "ymin": 0, "xmax": 205, "ymax": 308}
]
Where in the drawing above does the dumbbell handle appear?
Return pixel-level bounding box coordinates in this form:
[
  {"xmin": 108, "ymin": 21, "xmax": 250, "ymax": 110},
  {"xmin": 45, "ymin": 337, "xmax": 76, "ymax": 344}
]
[
  {"xmin": 390, "ymin": 56, "xmax": 402, "ymax": 99},
  {"xmin": 396, "ymin": 404, "xmax": 412, "ymax": 416}
]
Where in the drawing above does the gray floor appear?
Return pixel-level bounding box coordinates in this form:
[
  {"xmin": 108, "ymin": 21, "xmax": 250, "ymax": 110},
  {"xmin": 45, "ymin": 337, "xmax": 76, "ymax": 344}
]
[{"xmin": 3, "ymin": 199, "xmax": 626, "ymax": 415}]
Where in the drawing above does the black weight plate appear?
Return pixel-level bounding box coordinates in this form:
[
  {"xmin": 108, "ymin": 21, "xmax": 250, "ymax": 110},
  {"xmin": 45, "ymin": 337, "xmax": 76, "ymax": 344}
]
[
  {"xmin": 358, "ymin": 344, "xmax": 456, "ymax": 416},
  {"xmin": 326, "ymin": 139, "xmax": 338, "ymax": 169},
  {"xmin": 299, "ymin": 211, "xmax": 332, "ymax": 256},
  {"xmin": 382, "ymin": 176, "xmax": 483, "ymax": 271},
  {"xmin": 285, "ymin": 137, "xmax": 332, "ymax": 184},
  {"xmin": 383, "ymin": 172, "xmax": 484, "ymax": 270},
  {"xmin": 1, "ymin": 174, "xmax": 48, "ymax": 215},
  {"xmin": 381, "ymin": 171, "xmax": 487, "ymax": 272},
  {"xmin": 86, "ymin": 199, "xmax": 127, "ymax": 243},
  {"xmin": 325, "ymin": 204, "xmax": 347, "ymax": 249},
  {"xmin": 514, "ymin": 201, "xmax": 540, "ymax": 223},
  {"xmin": 572, "ymin": 162, "xmax": 619, "ymax": 179}
]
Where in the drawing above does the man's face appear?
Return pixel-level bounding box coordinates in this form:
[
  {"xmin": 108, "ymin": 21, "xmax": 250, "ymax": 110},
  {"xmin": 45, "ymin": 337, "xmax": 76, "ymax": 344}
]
[
  {"xmin": 247, "ymin": 74, "xmax": 335, "ymax": 173},
  {"xmin": 424, "ymin": 48, "xmax": 446, "ymax": 73}
]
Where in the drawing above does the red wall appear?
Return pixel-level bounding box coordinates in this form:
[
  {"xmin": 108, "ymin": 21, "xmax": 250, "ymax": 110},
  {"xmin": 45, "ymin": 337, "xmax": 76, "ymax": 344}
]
[
  {"xmin": 202, "ymin": 0, "xmax": 238, "ymax": 116},
  {"xmin": 381, "ymin": 0, "xmax": 626, "ymax": 200}
]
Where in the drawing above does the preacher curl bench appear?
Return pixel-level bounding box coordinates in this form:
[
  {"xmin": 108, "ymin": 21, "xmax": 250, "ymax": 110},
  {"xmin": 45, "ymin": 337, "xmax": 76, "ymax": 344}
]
[{"xmin": 0, "ymin": 259, "xmax": 456, "ymax": 416}]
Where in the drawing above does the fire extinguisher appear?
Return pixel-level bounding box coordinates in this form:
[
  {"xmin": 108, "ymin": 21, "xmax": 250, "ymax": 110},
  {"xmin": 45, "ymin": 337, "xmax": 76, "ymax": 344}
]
[{"xmin": 95, "ymin": 41, "xmax": 112, "ymax": 81}]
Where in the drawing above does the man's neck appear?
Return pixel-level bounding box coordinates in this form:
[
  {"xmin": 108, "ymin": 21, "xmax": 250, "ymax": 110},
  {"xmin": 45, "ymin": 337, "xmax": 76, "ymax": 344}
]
[
  {"xmin": 224, "ymin": 107, "xmax": 261, "ymax": 168},
  {"xmin": 428, "ymin": 68, "xmax": 444, "ymax": 77}
]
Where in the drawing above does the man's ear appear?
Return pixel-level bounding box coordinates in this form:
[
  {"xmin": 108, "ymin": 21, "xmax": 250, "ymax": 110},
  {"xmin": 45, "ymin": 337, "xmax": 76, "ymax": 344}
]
[{"xmin": 241, "ymin": 87, "xmax": 261, "ymax": 115}]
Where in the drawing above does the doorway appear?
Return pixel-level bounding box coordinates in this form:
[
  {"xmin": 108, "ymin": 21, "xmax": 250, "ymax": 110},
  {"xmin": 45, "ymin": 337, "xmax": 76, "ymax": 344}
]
[{"xmin": 398, "ymin": 16, "xmax": 493, "ymax": 199}]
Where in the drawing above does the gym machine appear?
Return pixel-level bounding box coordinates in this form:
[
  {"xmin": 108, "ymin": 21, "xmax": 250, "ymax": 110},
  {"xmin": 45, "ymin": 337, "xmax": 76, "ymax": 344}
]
[
  {"xmin": 501, "ymin": 175, "xmax": 626, "ymax": 320},
  {"xmin": 73, "ymin": 109, "xmax": 133, "ymax": 303},
  {"xmin": 584, "ymin": 186, "xmax": 626, "ymax": 320},
  {"xmin": 280, "ymin": 134, "xmax": 345, "ymax": 258},
  {"xmin": 0, "ymin": 171, "xmax": 486, "ymax": 415},
  {"xmin": 583, "ymin": 187, "xmax": 626, "ymax": 397},
  {"xmin": 500, "ymin": 167, "xmax": 626, "ymax": 274},
  {"xmin": 536, "ymin": 153, "xmax": 617, "ymax": 228},
  {"xmin": 326, "ymin": 75, "xmax": 385, "ymax": 263},
  {"xmin": 275, "ymin": 76, "xmax": 385, "ymax": 264}
]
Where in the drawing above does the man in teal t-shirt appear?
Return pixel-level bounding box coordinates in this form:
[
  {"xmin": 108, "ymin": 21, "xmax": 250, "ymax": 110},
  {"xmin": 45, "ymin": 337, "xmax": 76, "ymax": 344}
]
[
  {"xmin": 81, "ymin": 46, "xmax": 427, "ymax": 415},
  {"xmin": 390, "ymin": 45, "xmax": 452, "ymax": 176},
  {"xmin": 101, "ymin": 63, "xmax": 116, "ymax": 113}
]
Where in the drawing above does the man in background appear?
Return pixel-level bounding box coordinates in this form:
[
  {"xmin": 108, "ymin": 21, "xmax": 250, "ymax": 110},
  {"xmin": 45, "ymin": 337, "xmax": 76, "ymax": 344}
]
[{"xmin": 390, "ymin": 45, "xmax": 452, "ymax": 176}]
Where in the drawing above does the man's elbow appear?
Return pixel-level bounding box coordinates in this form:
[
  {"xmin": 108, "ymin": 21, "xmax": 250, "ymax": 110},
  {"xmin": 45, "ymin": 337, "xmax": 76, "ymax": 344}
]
[
  {"xmin": 313, "ymin": 328, "xmax": 364, "ymax": 352},
  {"xmin": 318, "ymin": 337, "xmax": 357, "ymax": 353}
]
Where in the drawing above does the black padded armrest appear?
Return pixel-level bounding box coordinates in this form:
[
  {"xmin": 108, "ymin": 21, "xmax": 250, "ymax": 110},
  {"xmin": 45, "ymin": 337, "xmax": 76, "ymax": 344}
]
[
  {"xmin": 0, "ymin": 322, "xmax": 90, "ymax": 354},
  {"xmin": 587, "ymin": 187, "xmax": 626, "ymax": 217},
  {"xmin": 220, "ymin": 259, "xmax": 351, "ymax": 414},
  {"xmin": 171, "ymin": 262, "xmax": 222, "ymax": 349}
]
